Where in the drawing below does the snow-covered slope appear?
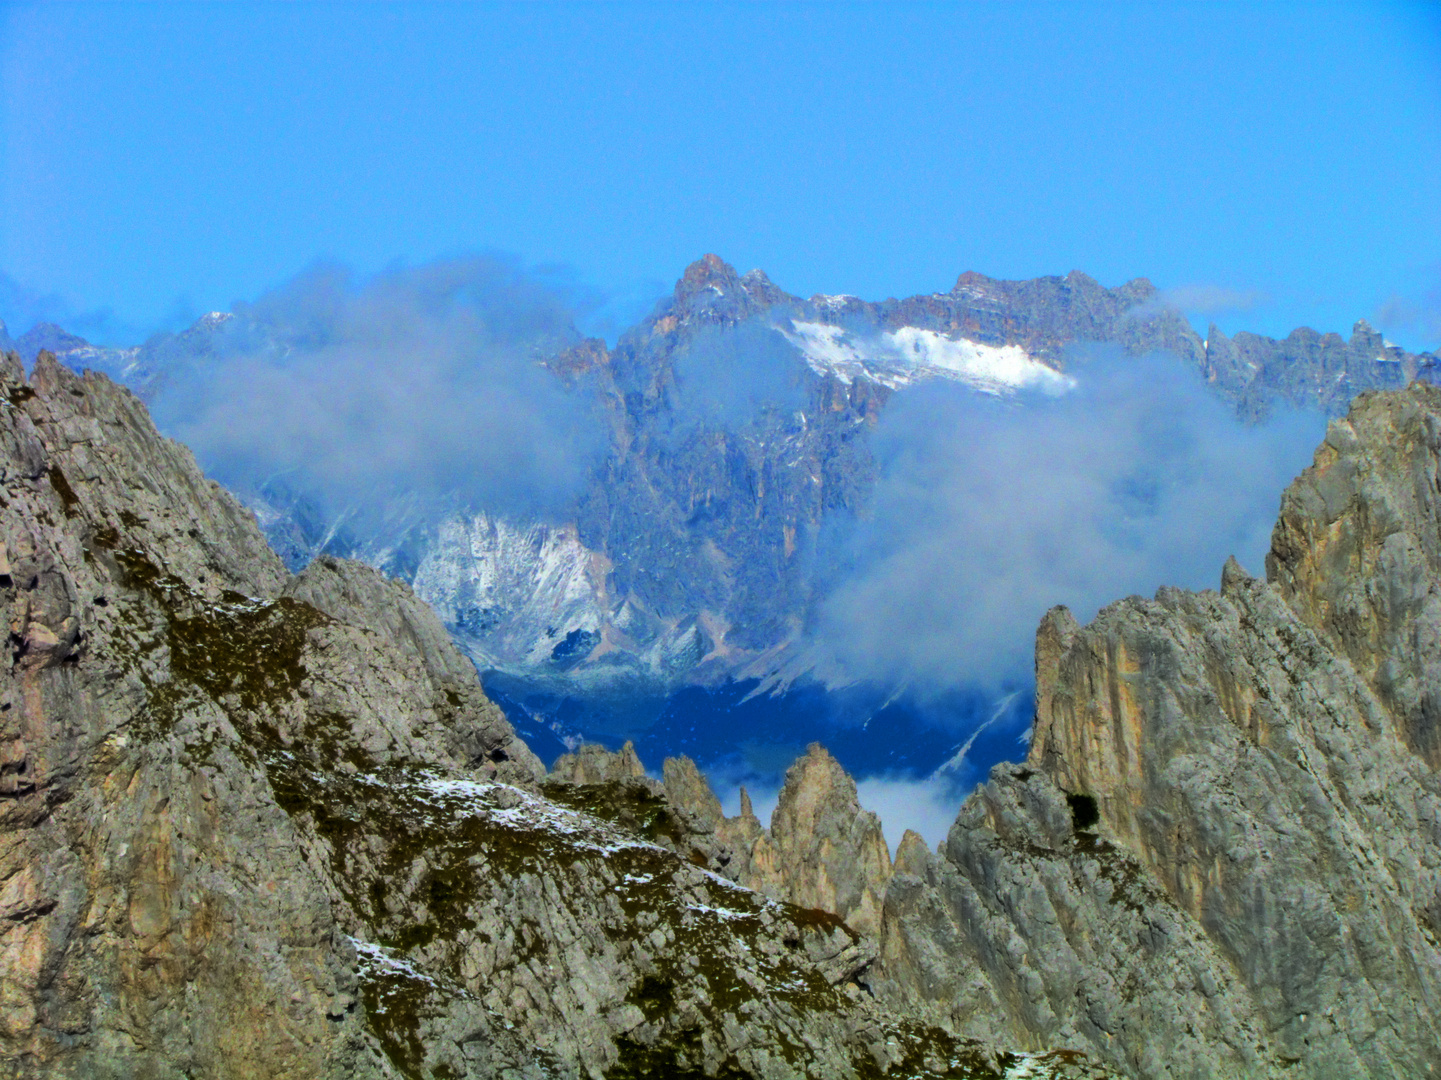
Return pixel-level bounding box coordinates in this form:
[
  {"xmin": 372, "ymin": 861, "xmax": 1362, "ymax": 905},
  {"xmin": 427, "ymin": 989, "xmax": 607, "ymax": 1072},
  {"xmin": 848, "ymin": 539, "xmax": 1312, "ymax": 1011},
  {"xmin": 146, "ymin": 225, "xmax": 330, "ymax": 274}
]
[
  {"xmin": 411, "ymin": 514, "xmax": 609, "ymax": 669},
  {"xmin": 781, "ymin": 318, "xmax": 1076, "ymax": 395}
]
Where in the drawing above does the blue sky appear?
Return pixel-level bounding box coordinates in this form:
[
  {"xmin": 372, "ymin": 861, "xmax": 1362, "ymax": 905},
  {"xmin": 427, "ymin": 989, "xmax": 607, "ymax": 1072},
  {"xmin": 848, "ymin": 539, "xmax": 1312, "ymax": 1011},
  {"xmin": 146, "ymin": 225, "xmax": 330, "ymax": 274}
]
[{"xmin": 1, "ymin": 0, "xmax": 1438, "ymax": 349}]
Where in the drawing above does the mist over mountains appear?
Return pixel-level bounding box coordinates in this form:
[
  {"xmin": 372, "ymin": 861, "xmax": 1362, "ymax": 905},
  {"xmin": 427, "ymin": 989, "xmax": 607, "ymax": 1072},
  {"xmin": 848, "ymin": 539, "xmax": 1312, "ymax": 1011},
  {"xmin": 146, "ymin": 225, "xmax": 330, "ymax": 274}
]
[
  {"xmin": 813, "ymin": 350, "xmax": 1322, "ymax": 690},
  {"xmin": 6, "ymin": 253, "xmax": 1435, "ymax": 827}
]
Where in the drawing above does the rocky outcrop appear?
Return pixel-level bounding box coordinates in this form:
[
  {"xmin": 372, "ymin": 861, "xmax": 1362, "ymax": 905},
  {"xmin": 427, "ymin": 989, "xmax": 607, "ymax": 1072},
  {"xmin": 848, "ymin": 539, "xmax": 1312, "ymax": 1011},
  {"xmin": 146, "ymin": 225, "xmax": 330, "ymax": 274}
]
[
  {"xmin": 550, "ymin": 739, "xmax": 647, "ymax": 786},
  {"xmin": 872, "ymin": 382, "xmax": 1441, "ymax": 1078},
  {"xmin": 559, "ymin": 742, "xmax": 894, "ymax": 940},
  {"xmin": 0, "ymin": 351, "xmax": 540, "ymax": 1077},
  {"xmin": 0, "ymin": 352, "xmax": 1108, "ymax": 1079},
  {"xmin": 735, "ymin": 746, "xmax": 893, "ymax": 938},
  {"xmin": 1267, "ymin": 391, "xmax": 1441, "ymax": 768}
]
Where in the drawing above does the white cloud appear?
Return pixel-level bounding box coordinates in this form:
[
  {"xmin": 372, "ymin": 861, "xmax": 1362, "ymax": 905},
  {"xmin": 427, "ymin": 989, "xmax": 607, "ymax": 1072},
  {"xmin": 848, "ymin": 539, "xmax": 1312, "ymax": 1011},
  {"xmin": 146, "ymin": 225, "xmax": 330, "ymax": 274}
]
[
  {"xmin": 1161, "ymin": 283, "xmax": 1268, "ymax": 316},
  {"xmin": 810, "ymin": 346, "xmax": 1324, "ymax": 689}
]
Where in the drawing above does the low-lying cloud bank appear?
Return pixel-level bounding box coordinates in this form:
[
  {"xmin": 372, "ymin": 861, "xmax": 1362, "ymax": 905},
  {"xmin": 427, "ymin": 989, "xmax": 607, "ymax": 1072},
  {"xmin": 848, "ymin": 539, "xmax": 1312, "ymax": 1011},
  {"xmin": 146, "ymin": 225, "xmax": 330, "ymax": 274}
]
[
  {"xmin": 151, "ymin": 257, "xmax": 607, "ymax": 525},
  {"xmin": 811, "ymin": 347, "xmax": 1325, "ymax": 691}
]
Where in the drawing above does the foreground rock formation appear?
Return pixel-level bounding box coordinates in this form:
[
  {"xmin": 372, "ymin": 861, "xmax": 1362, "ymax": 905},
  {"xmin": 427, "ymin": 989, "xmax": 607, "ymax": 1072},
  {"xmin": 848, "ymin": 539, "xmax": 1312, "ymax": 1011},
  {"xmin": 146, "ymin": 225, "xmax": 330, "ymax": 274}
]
[
  {"xmin": 0, "ymin": 353, "xmax": 1106, "ymax": 1078},
  {"xmin": 553, "ymin": 742, "xmax": 893, "ymax": 939},
  {"xmin": 869, "ymin": 384, "xmax": 1441, "ymax": 1077}
]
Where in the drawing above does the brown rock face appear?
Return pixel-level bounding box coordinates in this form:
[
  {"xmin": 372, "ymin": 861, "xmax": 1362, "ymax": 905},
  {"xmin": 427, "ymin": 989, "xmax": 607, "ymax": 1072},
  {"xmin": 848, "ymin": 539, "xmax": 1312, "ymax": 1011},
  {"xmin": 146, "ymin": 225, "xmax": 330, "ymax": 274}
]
[
  {"xmin": 742, "ymin": 744, "xmax": 893, "ymax": 937},
  {"xmin": 874, "ymin": 383, "xmax": 1441, "ymax": 1079},
  {"xmin": 1267, "ymin": 393, "xmax": 1441, "ymax": 768}
]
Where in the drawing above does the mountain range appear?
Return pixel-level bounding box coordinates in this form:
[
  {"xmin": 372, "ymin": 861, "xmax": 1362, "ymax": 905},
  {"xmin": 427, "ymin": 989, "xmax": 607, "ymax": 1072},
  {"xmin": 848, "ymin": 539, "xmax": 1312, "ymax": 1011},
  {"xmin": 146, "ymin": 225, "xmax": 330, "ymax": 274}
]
[
  {"xmin": 2, "ymin": 335, "xmax": 1439, "ymax": 1077},
  {"xmin": 3, "ymin": 260, "xmax": 1436, "ymax": 779}
]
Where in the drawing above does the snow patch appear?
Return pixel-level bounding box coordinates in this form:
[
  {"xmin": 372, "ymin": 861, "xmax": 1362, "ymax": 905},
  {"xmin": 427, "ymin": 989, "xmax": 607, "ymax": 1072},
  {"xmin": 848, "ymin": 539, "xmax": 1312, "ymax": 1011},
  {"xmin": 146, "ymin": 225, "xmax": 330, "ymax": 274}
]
[
  {"xmin": 349, "ymin": 938, "xmax": 439, "ymax": 987},
  {"xmin": 781, "ymin": 320, "xmax": 1074, "ymax": 396},
  {"xmin": 688, "ymin": 903, "xmax": 755, "ymax": 921},
  {"xmin": 411, "ymin": 514, "xmax": 606, "ymax": 668}
]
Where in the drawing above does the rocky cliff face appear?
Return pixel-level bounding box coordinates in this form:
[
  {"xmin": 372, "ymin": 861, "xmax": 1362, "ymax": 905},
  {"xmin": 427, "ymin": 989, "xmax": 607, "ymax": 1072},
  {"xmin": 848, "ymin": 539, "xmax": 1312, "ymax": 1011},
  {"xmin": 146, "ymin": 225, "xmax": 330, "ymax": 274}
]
[
  {"xmin": 290, "ymin": 264, "xmax": 1441, "ymax": 694},
  {"xmin": 1202, "ymin": 319, "xmax": 1425, "ymax": 420},
  {"xmin": 0, "ymin": 352, "xmax": 1110, "ymax": 1079},
  {"xmin": 527, "ymin": 382, "xmax": 1441, "ymax": 1079},
  {"xmin": 8, "ymin": 332, "xmax": 1440, "ymax": 1079},
  {"xmin": 868, "ymin": 383, "xmax": 1441, "ymax": 1078}
]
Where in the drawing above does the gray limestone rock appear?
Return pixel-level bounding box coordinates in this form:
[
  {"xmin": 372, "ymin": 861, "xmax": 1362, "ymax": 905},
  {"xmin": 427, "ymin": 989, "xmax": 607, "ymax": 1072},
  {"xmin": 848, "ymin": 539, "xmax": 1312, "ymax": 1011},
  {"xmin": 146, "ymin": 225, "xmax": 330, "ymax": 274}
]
[
  {"xmin": 549, "ymin": 739, "xmax": 647, "ymax": 786},
  {"xmin": 740, "ymin": 744, "xmax": 894, "ymax": 939},
  {"xmin": 563, "ymin": 743, "xmax": 895, "ymax": 941},
  {"xmin": 661, "ymin": 753, "xmax": 724, "ymax": 830},
  {"xmin": 872, "ymin": 383, "xmax": 1441, "ymax": 1078},
  {"xmin": 0, "ymin": 353, "xmax": 1105, "ymax": 1079}
]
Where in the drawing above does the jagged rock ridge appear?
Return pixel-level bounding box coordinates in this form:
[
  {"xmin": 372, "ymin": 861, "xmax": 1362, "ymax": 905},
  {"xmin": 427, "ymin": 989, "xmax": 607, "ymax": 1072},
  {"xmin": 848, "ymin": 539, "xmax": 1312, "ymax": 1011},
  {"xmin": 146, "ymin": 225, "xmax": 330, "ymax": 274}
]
[
  {"xmin": 6, "ymin": 328, "xmax": 1441, "ymax": 1079},
  {"xmin": 559, "ymin": 382, "xmax": 1441, "ymax": 1078},
  {"xmin": 0, "ymin": 352, "xmax": 1104, "ymax": 1078},
  {"xmin": 553, "ymin": 741, "xmax": 894, "ymax": 940}
]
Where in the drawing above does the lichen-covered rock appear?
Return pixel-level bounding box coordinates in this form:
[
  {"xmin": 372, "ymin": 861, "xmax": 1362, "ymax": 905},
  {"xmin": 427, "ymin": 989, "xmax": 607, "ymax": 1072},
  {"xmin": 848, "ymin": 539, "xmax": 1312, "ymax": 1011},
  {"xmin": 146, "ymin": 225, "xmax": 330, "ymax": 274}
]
[
  {"xmin": 284, "ymin": 554, "xmax": 545, "ymax": 782},
  {"xmin": 873, "ymin": 383, "xmax": 1441, "ymax": 1079}
]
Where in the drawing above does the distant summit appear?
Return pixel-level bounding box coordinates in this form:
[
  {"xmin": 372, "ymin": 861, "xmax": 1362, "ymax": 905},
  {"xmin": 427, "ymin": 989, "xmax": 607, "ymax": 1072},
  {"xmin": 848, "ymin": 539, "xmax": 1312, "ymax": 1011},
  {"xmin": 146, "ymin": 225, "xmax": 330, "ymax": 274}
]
[{"xmin": 14, "ymin": 321, "xmax": 89, "ymax": 364}]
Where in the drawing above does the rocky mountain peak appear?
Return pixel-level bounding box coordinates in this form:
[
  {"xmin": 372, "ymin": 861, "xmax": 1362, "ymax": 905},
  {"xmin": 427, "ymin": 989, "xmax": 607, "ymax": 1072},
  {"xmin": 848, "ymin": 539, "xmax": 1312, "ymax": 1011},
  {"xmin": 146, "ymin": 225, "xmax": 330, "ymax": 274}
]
[
  {"xmin": 15, "ymin": 322, "xmax": 90, "ymax": 365},
  {"xmin": 661, "ymin": 752, "xmax": 724, "ymax": 829},
  {"xmin": 677, "ymin": 252, "xmax": 742, "ymax": 299},
  {"xmin": 763, "ymin": 743, "xmax": 893, "ymax": 937},
  {"xmin": 549, "ymin": 737, "xmax": 647, "ymax": 785},
  {"xmin": 1114, "ymin": 276, "xmax": 1158, "ymax": 303},
  {"xmin": 950, "ymin": 269, "xmax": 992, "ymax": 293},
  {"xmin": 1267, "ymin": 381, "xmax": 1441, "ymax": 766},
  {"xmin": 1349, "ymin": 316, "xmax": 1384, "ymax": 353},
  {"xmin": 8, "ymin": 351, "xmax": 1105, "ymax": 1078},
  {"xmin": 738, "ymin": 266, "xmax": 792, "ymax": 306},
  {"xmin": 892, "ymin": 829, "xmax": 930, "ymax": 876},
  {"xmin": 1219, "ymin": 551, "xmax": 1252, "ymax": 596},
  {"xmin": 661, "ymin": 254, "xmax": 795, "ymax": 331}
]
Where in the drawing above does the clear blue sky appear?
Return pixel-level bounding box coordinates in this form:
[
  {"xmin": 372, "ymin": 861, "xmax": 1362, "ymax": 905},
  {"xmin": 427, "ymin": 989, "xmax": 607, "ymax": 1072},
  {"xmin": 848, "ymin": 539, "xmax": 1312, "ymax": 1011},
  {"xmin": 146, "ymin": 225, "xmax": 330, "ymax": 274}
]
[{"xmin": 2, "ymin": 1, "xmax": 1438, "ymax": 349}]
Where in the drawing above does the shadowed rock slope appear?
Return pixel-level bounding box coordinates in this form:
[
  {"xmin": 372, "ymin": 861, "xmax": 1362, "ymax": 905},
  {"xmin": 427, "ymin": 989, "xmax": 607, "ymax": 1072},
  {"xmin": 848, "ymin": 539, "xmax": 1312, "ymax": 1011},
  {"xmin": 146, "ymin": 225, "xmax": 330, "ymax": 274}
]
[
  {"xmin": 870, "ymin": 383, "xmax": 1441, "ymax": 1078},
  {"xmin": 0, "ymin": 352, "xmax": 1108, "ymax": 1079}
]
